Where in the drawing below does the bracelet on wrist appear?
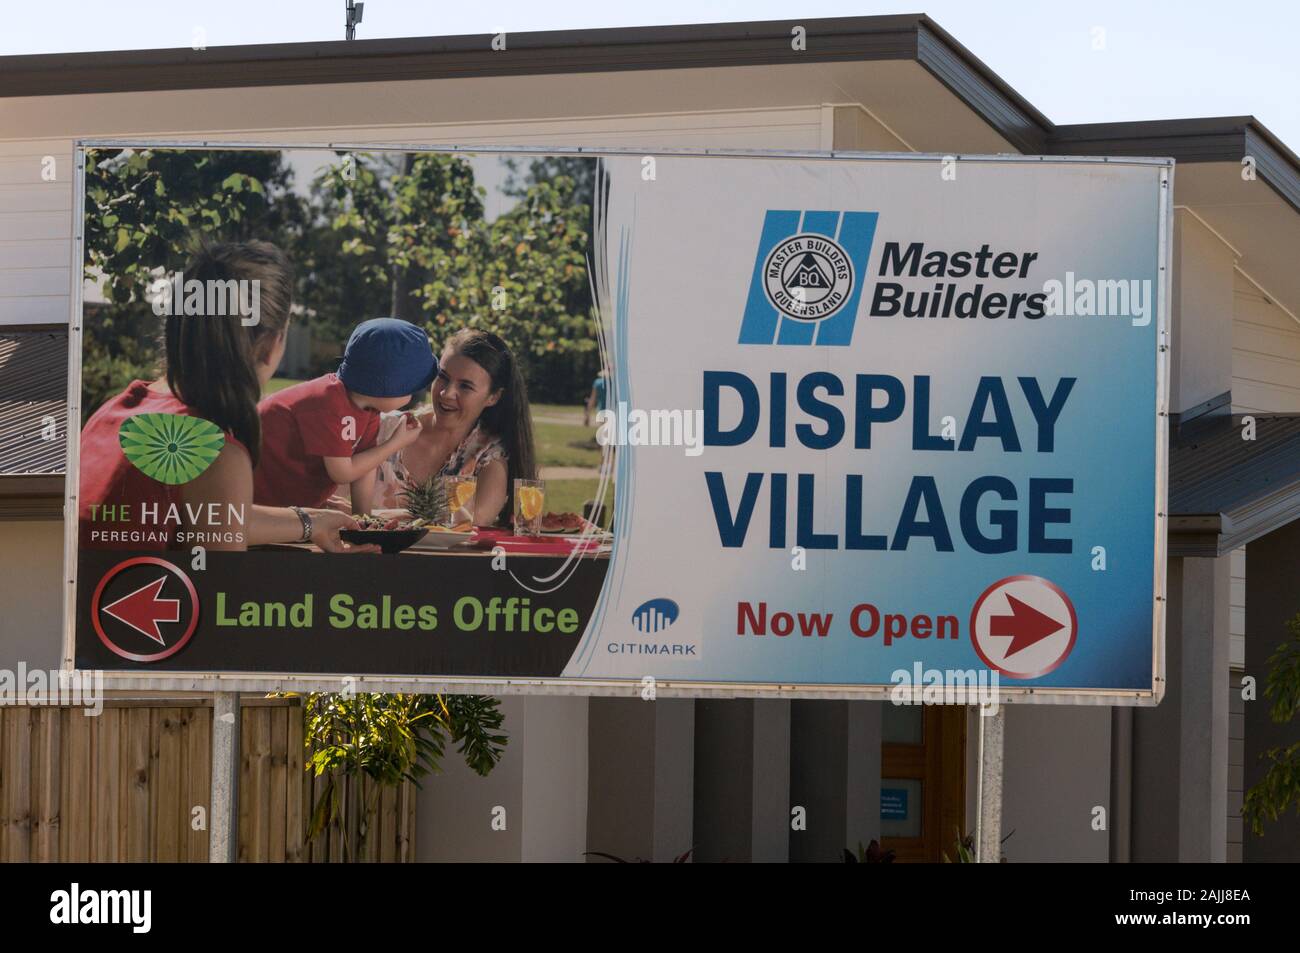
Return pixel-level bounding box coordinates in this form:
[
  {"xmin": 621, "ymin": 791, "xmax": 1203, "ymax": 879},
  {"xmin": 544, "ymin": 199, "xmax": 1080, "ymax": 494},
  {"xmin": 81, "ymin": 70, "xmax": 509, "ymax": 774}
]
[{"xmin": 289, "ymin": 505, "xmax": 313, "ymax": 543}]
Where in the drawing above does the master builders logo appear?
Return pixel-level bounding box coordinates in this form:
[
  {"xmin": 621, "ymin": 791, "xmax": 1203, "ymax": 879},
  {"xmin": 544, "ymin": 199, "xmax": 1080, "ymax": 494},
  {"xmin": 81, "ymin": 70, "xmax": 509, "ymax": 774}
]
[{"xmin": 739, "ymin": 210, "xmax": 878, "ymax": 347}]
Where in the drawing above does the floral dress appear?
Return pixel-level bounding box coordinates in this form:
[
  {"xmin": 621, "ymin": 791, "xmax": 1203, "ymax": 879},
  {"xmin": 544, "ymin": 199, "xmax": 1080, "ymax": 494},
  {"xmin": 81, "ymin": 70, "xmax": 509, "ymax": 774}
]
[{"xmin": 370, "ymin": 408, "xmax": 506, "ymax": 511}]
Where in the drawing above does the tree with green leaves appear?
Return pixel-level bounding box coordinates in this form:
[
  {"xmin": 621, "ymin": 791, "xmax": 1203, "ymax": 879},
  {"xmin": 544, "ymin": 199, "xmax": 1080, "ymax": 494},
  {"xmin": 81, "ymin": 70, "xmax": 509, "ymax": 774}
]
[
  {"xmin": 310, "ymin": 151, "xmax": 599, "ymax": 402},
  {"xmin": 305, "ymin": 692, "xmax": 506, "ymax": 862},
  {"xmin": 1243, "ymin": 613, "xmax": 1300, "ymax": 837},
  {"xmin": 81, "ymin": 147, "xmax": 303, "ymax": 415},
  {"xmin": 304, "ymin": 152, "xmax": 485, "ymax": 341}
]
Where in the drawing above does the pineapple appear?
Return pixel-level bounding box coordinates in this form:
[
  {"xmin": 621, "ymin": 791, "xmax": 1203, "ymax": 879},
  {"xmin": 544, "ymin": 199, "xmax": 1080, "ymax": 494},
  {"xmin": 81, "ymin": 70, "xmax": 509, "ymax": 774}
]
[{"xmin": 399, "ymin": 476, "xmax": 449, "ymax": 527}]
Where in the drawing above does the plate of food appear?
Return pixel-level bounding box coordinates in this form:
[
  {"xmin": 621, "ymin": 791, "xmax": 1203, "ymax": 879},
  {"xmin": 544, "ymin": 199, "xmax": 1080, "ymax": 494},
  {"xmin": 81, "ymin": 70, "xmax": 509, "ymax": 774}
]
[
  {"xmin": 340, "ymin": 514, "xmax": 431, "ymax": 554},
  {"xmin": 409, "ymin": 521, "xmax": 476, "ymax": 550},
  {"xmin": 539, "ymin": 511, "xmax": 602, "ymax": 535}
]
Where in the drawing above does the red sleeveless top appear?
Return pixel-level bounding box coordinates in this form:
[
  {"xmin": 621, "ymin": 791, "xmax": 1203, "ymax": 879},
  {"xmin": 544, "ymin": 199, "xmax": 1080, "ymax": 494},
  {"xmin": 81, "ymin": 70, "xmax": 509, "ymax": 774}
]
[{"xmin": 78, "ymin": 380, "xmax": 249, "ymax": 550}]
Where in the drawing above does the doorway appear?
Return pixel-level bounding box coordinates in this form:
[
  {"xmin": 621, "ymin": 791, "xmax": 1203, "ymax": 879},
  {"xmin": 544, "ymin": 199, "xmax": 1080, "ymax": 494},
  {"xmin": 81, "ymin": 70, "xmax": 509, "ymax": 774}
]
[{"xmin": 880, "ymin": 706, "xmax": 966, "ymax": 862}]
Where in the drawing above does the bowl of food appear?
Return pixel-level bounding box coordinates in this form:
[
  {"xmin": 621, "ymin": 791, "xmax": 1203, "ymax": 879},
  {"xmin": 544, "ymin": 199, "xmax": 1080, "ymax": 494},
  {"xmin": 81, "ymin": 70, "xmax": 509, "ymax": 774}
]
[{"xmin": 340, "ymin": 514, "xmax": 431, "ymax": 554}]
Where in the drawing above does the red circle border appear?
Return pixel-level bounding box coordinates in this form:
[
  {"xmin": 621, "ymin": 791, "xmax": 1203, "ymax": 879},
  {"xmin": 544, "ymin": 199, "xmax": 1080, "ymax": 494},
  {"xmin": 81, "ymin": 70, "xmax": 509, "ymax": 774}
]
[
  {"xmin": 969, "ymin": 574, "xmax": 1078, "ymax": 680},
  {"xmin": 91, "ymin": 556, "xmax": 200, "ymax": 663}
]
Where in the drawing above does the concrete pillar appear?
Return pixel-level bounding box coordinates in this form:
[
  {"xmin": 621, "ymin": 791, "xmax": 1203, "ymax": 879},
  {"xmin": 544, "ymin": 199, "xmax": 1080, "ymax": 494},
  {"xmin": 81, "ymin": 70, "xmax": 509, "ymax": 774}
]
[
  {"xmin": 1132, "ymin": 554, "xmax": 1231, "ymax": 861},
  {"xmin": 586, "ymin": 697, "xmax": 694, "ymax": 862},
  {"xmin": 417, "ymin": 695, "xmax": 589, "ymax": 862},
  {"xmin": 521, "ymin": 696, "xmax": 589, "ymax": 862},
  {"xmin": 1002, "ymin": 705, "xmax": 1112, "ymax": 861},
  {"xmin": 693, "ymin": 699, "xmax": 790, "ymax": 862},
  {"xmin": 1177, "ymin": 555, "xmax": 1231, "ymax": 861},
  {"xmin": 977, "ymin": 708, "xmax": 1004, "ymax": 863},
  {"xmin": 209, "ymin": 692, "xmax": 239, "ymax": 863},
  {"xmin": 1109, "ymin": 706, "xmax": 1133, "ymax": 862},
  {"xmin": 788, "ymin": 700, "xmax": 881, "ymax": 862}
]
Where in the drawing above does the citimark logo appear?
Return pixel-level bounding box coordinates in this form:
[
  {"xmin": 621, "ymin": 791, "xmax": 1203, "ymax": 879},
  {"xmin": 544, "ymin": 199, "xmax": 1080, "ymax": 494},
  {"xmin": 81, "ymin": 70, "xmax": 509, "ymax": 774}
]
[
  {"xmin": 632, "ymin": 598, "xmax": 680, "ymax": 634},
  {"xmin": 739, "ymin": 210, "xmax": 879, "ymax": 347}
]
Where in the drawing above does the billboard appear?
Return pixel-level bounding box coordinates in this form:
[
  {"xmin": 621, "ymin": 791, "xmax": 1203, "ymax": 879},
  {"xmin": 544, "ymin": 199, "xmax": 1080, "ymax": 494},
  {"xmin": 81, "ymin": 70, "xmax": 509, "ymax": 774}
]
[{"xmin": 66, "ymin": 143, "xmax": 1169, "ymax": 702}]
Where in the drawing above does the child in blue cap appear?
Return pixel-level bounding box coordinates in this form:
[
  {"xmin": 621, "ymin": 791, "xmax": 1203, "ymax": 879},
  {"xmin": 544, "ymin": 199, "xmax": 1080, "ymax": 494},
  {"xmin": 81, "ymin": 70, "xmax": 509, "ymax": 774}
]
[{"xmin": 254, "ymin": 318, "xmax": 437, "ymax": 514}]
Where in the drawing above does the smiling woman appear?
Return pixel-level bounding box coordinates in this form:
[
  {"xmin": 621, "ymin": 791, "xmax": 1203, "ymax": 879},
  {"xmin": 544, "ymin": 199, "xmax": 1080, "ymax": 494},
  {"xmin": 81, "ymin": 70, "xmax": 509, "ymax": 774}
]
[{"xmin": 368, "ymin": 328, "xmax": 538, "ymax": 526}]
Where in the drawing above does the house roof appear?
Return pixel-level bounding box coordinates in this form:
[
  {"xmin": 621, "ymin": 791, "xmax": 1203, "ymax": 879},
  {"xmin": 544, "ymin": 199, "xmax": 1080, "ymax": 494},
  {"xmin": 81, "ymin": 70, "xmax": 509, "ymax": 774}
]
[
  {"xmin": 1169, "ymin": 414, "xmax": 1300, "ymax": 556},
  {"xmin": 0, "ymin": 328, "xmax": 67, "ymax": 475},
  {"xmin": 0, "ymin": 16, "xmax": 1051, "ymax": 137},
  {"xmin": 0, "ymin": 16, "xmax": 1294, "ymax": 189},
  {"xmin": 0, "ymin": 329, "xmax": 67, "ymax": 518}
]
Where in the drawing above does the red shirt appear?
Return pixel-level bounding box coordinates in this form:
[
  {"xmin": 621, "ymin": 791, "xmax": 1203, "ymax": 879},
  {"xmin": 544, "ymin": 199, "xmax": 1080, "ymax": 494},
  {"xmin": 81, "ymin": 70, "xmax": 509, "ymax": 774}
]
[
  {"xmin": 79, "ymin": 380, "xmax": 249, "ymax": 551},
  {"xmin": 253, "ymin": 374, "xmax": 380, "ymax": 508}
]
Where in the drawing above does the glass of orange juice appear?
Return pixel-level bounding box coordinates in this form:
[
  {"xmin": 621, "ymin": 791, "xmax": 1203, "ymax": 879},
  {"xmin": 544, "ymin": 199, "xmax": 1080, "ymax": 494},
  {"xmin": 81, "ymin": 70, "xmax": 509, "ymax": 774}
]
[
  {"xmin": 444, "ymin": 475, "xmax": 478, "ymax": 528},
  {"xmin": 513, "ymin": 478, "xmax": 545, "ymax": 537}
]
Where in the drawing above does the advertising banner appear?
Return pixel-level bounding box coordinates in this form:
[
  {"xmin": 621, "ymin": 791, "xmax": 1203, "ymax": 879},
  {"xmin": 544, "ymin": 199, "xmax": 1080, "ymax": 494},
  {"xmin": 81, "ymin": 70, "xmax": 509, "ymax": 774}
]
[{"xmin": 67, "ymin": 144, "xmax": 1169, "ymax": 701}]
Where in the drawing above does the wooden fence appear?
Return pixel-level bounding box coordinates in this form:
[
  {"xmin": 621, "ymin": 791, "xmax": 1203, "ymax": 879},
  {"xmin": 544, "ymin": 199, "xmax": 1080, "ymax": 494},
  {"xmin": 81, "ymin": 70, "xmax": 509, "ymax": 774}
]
[{"xmin": 0, "ymin": 697, "xmax": 416, "ymax": 862}]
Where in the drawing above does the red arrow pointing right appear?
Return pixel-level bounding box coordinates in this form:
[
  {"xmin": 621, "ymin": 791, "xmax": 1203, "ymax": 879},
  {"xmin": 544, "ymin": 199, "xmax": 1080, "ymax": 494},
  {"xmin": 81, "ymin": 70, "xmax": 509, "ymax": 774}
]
[{"xmin": 989, "ymin": 594, "xmax": 1064, "ymax": 657}]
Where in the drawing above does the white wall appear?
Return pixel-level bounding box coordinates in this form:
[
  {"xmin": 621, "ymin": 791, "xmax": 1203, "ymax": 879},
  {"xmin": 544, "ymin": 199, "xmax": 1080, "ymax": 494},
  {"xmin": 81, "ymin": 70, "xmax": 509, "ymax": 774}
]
[
  {"xmin": 1232, "ymin": 270, "xmax": 1300, "ymax": 413},
  {"xmin": 0, "ymin": 520, "xmax": 64, "ymax": 671},
  {"xmin": 1001, "ymin": 705, "xmax": 1112, "ymax": 862},
  {"xmin": 1171, "ymin": 210, "xmax": 1236, "ymax": 413},
  {"xmin": 0, "ymin": 141, "xmax": 74, "ymax": 325}
]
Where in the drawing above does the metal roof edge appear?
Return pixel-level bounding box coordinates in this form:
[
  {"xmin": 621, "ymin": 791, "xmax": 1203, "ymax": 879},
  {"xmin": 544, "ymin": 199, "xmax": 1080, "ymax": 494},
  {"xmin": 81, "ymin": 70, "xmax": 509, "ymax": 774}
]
[
  {"xmin": 913, "ymin": 16, "xmax": 1052, "ymax": 153},
  {"xmin": 0, "ymin": 474, "xmax": 64, "ymax": 522},
  {"xmin": 0, "ymin": 15, "xmax": 926, "ymax": 97},
  {"xmin": 1050, "ymin": 116, "xmax": 1300, "ymax": 217}
]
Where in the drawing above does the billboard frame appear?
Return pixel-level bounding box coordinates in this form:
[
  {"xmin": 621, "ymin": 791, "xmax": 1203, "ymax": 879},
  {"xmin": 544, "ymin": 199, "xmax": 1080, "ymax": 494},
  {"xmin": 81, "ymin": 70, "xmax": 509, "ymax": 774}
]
[{"xmin": 62, "ymin": 139, "xmax": 1172, "ymax": 705}]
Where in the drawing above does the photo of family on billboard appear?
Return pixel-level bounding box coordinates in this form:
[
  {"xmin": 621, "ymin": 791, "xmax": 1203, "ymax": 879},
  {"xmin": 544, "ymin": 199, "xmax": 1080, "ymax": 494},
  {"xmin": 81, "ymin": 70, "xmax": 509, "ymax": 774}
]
[{"xmin": 77, "ymin": 146, "xmax": 613, "ymax": 562}]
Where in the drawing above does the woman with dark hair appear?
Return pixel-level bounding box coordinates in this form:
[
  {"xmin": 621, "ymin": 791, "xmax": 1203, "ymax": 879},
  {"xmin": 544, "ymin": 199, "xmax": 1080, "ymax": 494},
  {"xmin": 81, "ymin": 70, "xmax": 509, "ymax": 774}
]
[
  {"xmin": 79, "ymin": 240, "xmax": 374, "ymax": 553},
  {"xmin": 369, "ymin": 328, "xmax": 537, "ymax": 526}
]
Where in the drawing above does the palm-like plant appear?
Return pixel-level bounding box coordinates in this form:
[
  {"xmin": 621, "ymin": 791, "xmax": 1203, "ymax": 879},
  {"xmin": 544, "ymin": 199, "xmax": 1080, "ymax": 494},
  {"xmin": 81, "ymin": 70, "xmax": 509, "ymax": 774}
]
[
  {"xmin": 400, "ymin": 476, "xmax": 449, "ymax": 525},
  {"xmin": 304, "ymin": 692, "xmax": 506, "ymax": 861}
]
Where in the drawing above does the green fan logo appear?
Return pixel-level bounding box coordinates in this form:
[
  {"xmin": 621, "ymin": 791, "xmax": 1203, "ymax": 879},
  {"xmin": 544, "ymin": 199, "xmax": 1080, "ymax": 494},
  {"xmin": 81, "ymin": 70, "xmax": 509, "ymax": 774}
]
[{"xmin": 118, "ymin": 413, "xmax": 225, "ymax": 485}]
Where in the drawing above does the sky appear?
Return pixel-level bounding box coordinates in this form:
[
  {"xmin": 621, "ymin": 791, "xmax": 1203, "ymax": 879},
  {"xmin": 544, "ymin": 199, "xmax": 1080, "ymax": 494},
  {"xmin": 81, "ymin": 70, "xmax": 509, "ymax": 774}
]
[{"xmin": 4, "ymin": 1, "xmax": 1298, "ymax": 150}]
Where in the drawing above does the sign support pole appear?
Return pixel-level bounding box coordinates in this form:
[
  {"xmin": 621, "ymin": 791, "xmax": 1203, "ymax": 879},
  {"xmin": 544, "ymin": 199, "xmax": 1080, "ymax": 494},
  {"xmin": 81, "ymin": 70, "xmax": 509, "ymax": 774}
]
[
  {"xmin": 209, "ymin": 691, "xmax": 240, "ymax": 863},
  {"xmin": 976, "ymin": 707, "xmax": 1005, "ymax": 863}
]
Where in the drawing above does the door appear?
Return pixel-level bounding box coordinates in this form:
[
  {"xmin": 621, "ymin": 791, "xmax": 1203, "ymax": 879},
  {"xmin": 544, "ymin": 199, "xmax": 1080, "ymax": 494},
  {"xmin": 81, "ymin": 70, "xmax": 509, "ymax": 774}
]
[{"xmin": 880, "ymin": 706, "xmax": 966, "ymax": 862}]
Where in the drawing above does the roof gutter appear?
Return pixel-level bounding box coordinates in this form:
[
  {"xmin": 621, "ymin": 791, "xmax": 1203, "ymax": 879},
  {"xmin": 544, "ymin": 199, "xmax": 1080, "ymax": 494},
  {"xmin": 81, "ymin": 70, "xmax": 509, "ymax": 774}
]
[{"xmin": 0, "ymin": 15, "xmax": 928, "ymax": 97}]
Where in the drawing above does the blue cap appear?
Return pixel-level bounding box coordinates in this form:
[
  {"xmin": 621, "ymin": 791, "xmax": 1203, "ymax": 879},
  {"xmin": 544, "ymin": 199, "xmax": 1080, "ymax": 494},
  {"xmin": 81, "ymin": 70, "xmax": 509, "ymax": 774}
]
[{"xmin": 337, "ymin": 318, "xmax": 438, "ymax": 398}]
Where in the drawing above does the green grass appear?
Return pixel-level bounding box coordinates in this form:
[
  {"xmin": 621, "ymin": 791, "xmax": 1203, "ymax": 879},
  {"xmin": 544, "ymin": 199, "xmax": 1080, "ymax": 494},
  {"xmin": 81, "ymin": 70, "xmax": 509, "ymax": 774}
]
[
  {"xmin": 265, "ymin": 376, "xmax": 303, "ymax": 395},
  {"xmin": 542, "ymin": 479, "xmax": 616, "ymax": 528},
  {"xmin": 533, "ymin": 419, "xmax": 601, "ymax": 469},
  {"xmin": 532, "ymin": 402, "xmax": 586, "ymax": 421}
]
